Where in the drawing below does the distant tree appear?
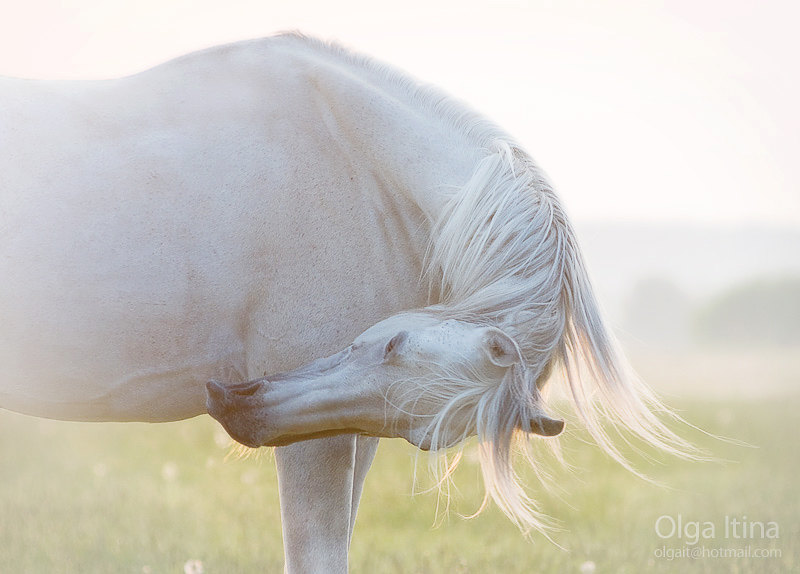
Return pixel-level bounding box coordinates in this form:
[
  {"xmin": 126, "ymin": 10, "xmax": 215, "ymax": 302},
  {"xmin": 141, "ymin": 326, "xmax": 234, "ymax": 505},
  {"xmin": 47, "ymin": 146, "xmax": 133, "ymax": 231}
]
[
  {"xmin": 622, "ymin": 277, "xmax": 691, "ymax": 349},
  {"xmin": 692, "ymin": 275, "xmax": 800, "ymax": 347}
]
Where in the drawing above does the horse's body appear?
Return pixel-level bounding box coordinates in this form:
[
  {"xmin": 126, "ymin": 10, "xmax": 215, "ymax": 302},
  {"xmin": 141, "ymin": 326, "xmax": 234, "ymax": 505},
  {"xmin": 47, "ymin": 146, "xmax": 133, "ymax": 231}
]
[
  {"xmin": 1, "ymin": 35, "xmax": 689, "ymax": 572},
  {"xmin": 1, "ymin": 38, "xmax": 455, "ymax": 421}
]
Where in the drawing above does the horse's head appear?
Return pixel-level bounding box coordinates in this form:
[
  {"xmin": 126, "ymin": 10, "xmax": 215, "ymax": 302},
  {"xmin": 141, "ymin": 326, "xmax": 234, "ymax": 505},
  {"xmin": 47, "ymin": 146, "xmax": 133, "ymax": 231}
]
[{"xmin": 206, "ymin": 312, "xmax": 563, "ymax": 450}]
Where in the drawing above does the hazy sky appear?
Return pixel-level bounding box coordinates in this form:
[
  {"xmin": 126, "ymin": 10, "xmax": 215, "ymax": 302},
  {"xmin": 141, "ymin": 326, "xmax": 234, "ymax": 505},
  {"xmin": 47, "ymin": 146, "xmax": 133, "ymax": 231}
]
[{"xmin": 2, "ymin": 0, "xmax": 798, "ymax": 226}]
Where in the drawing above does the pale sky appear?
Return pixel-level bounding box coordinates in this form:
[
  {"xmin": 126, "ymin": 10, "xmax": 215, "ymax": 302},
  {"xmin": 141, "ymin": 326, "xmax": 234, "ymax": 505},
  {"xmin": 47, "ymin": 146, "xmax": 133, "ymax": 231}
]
[{"xmin": 2, "ymin": 0, "xmax": 798, "ymax": 226}]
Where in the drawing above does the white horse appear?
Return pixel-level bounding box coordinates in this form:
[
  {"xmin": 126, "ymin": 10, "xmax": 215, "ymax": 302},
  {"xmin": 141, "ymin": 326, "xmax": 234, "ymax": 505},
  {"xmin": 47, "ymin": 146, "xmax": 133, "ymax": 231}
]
[{"xmin": 0, "ymin": 34, "xmax": 692, "ymax": 572}]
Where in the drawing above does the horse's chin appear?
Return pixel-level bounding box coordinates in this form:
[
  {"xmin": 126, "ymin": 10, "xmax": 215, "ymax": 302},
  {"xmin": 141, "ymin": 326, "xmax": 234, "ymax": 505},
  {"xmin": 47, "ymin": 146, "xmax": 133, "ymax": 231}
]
[
  {"xmin": 205, "ymin": 381, "xmax": 265, "ymax": 448},
  {"xmin": 209, "ymin": 412, "xmax": 264, "ymax": 449},
  {"xmin": 223, "ymin": 429, "xmax": 263, "ymax": 449}
]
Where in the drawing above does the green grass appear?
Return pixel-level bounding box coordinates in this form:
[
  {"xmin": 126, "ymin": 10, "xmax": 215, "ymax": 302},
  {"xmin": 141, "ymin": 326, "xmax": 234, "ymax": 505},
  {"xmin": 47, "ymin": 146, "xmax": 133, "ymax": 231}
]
[{"xmin": 1, "ymin": 396, "xmax": 797, "ymax": 573}]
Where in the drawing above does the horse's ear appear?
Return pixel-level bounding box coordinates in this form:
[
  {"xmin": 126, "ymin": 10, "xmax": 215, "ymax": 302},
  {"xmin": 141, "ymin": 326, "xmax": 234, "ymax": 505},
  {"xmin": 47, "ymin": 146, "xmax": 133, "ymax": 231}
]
[
  {"xmin": 484, "ymin": 328, "xmax": 521, "ymax": 368},
  {"xmin": 529, "ymin": 415, "xmax": 565, "ymax": 437}
]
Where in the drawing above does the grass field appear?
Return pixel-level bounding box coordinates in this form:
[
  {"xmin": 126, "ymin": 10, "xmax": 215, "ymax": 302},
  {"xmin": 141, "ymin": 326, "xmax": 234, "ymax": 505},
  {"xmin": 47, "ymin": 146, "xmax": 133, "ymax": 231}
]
[{"xmin": 1, "ymin": 388, "xmax": 797, "ymax": 572}]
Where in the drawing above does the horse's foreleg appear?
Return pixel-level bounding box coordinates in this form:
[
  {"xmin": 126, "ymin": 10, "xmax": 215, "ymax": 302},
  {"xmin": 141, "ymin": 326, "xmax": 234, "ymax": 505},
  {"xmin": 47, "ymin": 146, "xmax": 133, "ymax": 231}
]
[
  {"xmin": 348, "ymin": 436, "xmax": 379, "ymax": 540},
  {"xmin": 274, "ymin": 435, "xmax": 357, "ymax": 574}
]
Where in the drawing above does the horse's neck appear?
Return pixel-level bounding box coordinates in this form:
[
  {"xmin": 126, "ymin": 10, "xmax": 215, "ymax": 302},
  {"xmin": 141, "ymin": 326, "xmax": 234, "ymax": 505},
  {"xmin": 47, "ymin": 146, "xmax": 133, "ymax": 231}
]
[{"xmin": 298, "ymin": 44, "xmax": 483, "ymax": 223}]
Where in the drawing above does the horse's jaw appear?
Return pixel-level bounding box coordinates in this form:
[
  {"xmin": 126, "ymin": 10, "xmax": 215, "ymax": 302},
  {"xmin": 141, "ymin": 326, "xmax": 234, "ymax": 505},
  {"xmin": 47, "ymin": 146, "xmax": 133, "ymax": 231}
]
[
  {"xmin": 206, "ymin": 313, "xmax": 566, "ymax": 451},
  {"xmin": 205, "ymin": 349, "xmax": 389, "ymax": 448}
]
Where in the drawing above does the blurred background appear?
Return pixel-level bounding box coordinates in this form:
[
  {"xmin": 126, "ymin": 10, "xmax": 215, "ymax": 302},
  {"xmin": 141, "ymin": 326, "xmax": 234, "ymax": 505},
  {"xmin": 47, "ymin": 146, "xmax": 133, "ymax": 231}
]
[{"xmin": 1, "ymin": 1, "xmax": 797, "ymax": 572}]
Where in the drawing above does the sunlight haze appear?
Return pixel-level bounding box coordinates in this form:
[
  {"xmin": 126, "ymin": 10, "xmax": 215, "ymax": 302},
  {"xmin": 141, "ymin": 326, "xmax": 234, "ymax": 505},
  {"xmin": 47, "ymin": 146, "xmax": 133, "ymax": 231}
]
[{"xmin": 2, "ymin": 0, "xmax": 798, "ymax": 226}]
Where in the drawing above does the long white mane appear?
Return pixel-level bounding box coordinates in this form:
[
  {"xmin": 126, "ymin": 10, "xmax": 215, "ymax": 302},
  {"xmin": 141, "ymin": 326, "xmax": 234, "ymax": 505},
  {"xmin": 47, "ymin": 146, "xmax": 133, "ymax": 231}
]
[{"xmin": 423, "ymin": 141, "xmax": 700, "ymax": 531}]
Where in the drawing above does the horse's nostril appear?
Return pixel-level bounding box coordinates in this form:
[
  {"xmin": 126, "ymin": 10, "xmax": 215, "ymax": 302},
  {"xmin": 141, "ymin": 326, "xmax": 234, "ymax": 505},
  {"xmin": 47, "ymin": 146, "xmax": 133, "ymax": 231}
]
[
  {"xmin": 206, "ymin": 380, "xmax": 228, "ymax": 402},
  {"xmin": 228, "ymin": 380, "xmax": 263, "ymax": 397}
]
